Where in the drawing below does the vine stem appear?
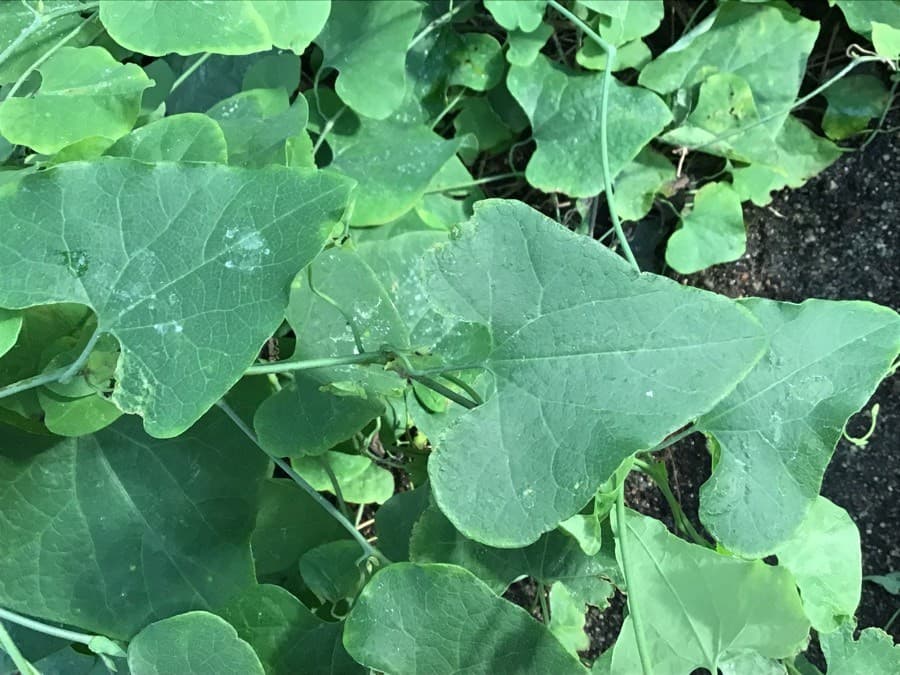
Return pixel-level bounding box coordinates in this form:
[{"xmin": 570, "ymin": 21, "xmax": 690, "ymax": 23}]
[
  {"xmin": 0, "ymin": 328, "xmax": 102, "ymax": 400},
  {"xmin": 245, "ymin": 352, "xmax": 386, "ymax": 376},
  {"xmin": 0, "ymin": 1, "xmax": 99, "ymax": 71},
  {"xmin": 409, "ymin": 0, "xmax": 468, "ymax": 50},
  {"xmin": 614, "ymin": 475, "xmax": 653, "ymax": 675},
  {"xmin": 215, "ymin": 400, "xmax": 390, "ymax": 566},
  {"xmin": 5, "ymin": 11, "xmax": 98, "ymax": 100},
  {"xmin": 424, "ymin": 171, "xmax": 523, "ymax": 194},
  {"xmin": 0, "ymin": 607, "xmax": 98, "ymax": 646},
  {"xmin": 547, "ymin": 0, "xmax": 639, "ymax": 273},
  {"xmin": 633, "ymin": 458, "xmax": 711, "ymax": 547},
  {"xmin": 169, "ymin": 52, "xmax": 211, "ymax": 93},
  {"xmin": 0, "ymin": 620, "xmax": 38, "ymax": 675}
]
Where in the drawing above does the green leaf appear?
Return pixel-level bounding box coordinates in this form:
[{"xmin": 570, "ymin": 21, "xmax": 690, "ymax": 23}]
[
  {"xmin": 292, "ymin": 451, "xmax": 394, "ymax": 504},
  {"xmin": 872, "ymin": 21, "xmax": 900, "ymax": 59},
  {"xmin": 665, "ymin": 181, "xmax": 745, "ymax": 274},
  {"xmin": 820, "ymin": 621, "xmax": 900, "ymax": 673},
  {"xmin": 507, "ymin": 23, "xmax": 554, "ymax": 67},
  {"xmin": 208, "ymin": 89, "xmax": 307, "ymax": 167},
  {"xmin": 219, "ymin": 584, "xmax": 362, "ymax": 675},
  {"xmin": 0, "ymin": 158, "xmax": 352, "ymax": 437},
  {"xmin": 576, "ymin": 37, "xmax": 651, "ymax": 72},
  {"xmin": 374, "ymin": 484, "xmax": 432, "ymax": 562},
  {"xmin": 0, "ymin": 1, "xmax": 100, "ymax": 85},
  {"xmin": 344, "ymin": 563, "xmax": 587, "ymax": 674},
  {"xmin": 106, "ymin": 113, "xmax": 228, "ymax": 162},
  {"xmin": 252, "ymin": 478, "xmax": 348, "ymax": 578},
  {"xmin": 550, "ymin": 583, "xmax": 590, "ymax": 656},
  {"xmin": 127, "ymin": 611, "xmax": 264, "ymax": 675},
  {"xmin": 484, "ymin": 0, "xmax": 547, "ymax": 32},
  {"xmin": 730, "ymin": 116, "xmax": 841, "ymax": 207},
  {"xmin": 454, "ymin": 96, "xmax": 515, "ymax": 161},
  {"xmin": 612, "ymin": 147, "xmax": 675, "ymax": 222},
  {"xmin": 38, "ymin": 389, "xmax": 123, "ymax": 436},
  {"xmin": 315, "ymin": 0, "xmax": 423, "ymax": 119},
  {"xmin": 610, "ymin": 510, "xmax": 810, "ymax": 674},
  {"xmin": 410, "ymin": 500, "xmax": 619, "ymax": 593},
  {"xmin": 299, "ymin": 540, "xmax": 366, "ymax": 604},
  {"xmin": 254, "ymin": 375, "xmax": 382, "ymax": 457},
  {"xmin": 508, "ymin": 55, "xmax": 671, "ymax": 197},
  {"xmin": 242, "ymin": 52, "xmax": 302, "ymax": 94},
  {"xmin": 639, "ymin": 2, "xmax": 818, "ymax": 131},
  {"xmin": 582, "ymin": 0, "xmax": 664, "ymax": 46},
  {"xmin": 697, "ymin": 298, "xmax": 900, "ymax": 556},
  {"xmin": 424, "ymin": 200, "xmax": 766, "ymax": 546},
  {"xmin": 865, "ymin": 572, "xmax": 900, "ymax": 594},
  {"xmin": 772, "ymin": 497, "xmax": 861, "ymax": 633},
  {"xmin": 822, "ymin": 75, "xmax": 891, "ymax": 140},
  {"xmin": 449, "ymin": 33, "xmax": 505, "ymax": 92},
  {"xmin": 99, "ymin": 0, "xmax": 330, "ymax": 56},
  {"xmin": 325, "ymin": 116, "xmax": 462, "ymax": 226},
  {"xmin": 0, "ymin": 411, "xmax": 268, "ymax": 639},
  {"xmin": 0, "ymin": 46, "xmax": 152, "ymax": 154},
  {"xmin": 832, "ymin": 0, "xmax": 900, "ymax": 38},
  {"xmin": 0, "ymin": 309, "xmax": 22, "ymax": 359}
]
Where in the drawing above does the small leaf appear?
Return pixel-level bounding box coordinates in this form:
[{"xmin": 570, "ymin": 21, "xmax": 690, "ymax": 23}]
[
  {"xmin": 37, "ymin": 389, "xmax": 123, "ymax": 437},
  {"xmin": 99, "ymin": 0, "xmax": 330, "ymax": 56},
  {"xmin": 0, "ymin": 46, "xmax": 152, "ymax": 154},
  {"xmin": 106, "ymin": 113, "xmax": 228, "ymax": 162},
  {"xmin": 581, "ymin": 0, "xmax": 664, "ymax": 46},
  {"xmin": 550, "ymin": 583, "xmax": 590, "ymax": 656},
  {"xmin": 449, "ymin": 33, "xmax": 505, "ymax": 92},
  {"xmin": 576, "ymin": 37, "xmax": 651, "ymax": 72},
  {"xmin": 0, "ymin": 309, "xmax": 22, "ymax": 359},
  {"xmin": 823, "ymin": 75, "xmax": 891, "ymax": 140},
  {"xmin": 315, "ymin": 0, "xmax": 423, "ymax": 119},
  {"xmin": 374, "ymin": 484, "xmax": 432, "ymax": 562},
  {"xmin": 344, "ymin": 563, "xmax": 587, "ymax": 674},
  {"xmin": 484, "ymin": 0, "xmax": 547, "ymax": 33},
  {"xmin": 865, "ymin": 571, "xmax": 900, "ymax": 595},
  {"xmin": 833, "ymin": 0, "xmax": 900, "ymax": 39},
  {"xmin": 820, "ymin": 621, "xmax": 900, "ymax": 673},
  {"xmin": 507, "ymin": 23, "xmax": 553, "ymax": 66},
  {"xmin": 88, "ymin": 636, "xmax": 126, "ymax": 659},
  {"xmin": 127, "ymin": 611, "xmax": 264, "ymax": 675},
  {"xmin": 299, "ymin": 540, "xmax": 366, "ymax": 604},
  {"xmin": 772, "ymin": 497, "xmax": 861, "ymax": 633},
  {"xmin": 0, "ymin": 158, "xmax": 352, "ymax": 437},
  {"xmin": 292, "ymin": 451, "xmax": 394, "ymax": 504},
  {"xmin": 872, "ymin": 21, "xmax": 900, "ymax": 59},
  {"xmin": 508, "ymin": 55, "xmax": 671, "ymax": 197},
  {"xmin": 697, "ymin": 298, "xmax": 900, "ymax": 556},
  {"xmin": 612, "ymin": 147, "xmax": 676, "ymax": 222},
  {"xmin": 0, "ymin": 411, "xmax": 268, "ymax": 639},
  {"xmin": 254, "ymin": 375, "xmax": 382, "ymax": 457},
  {"xmin": 665, "ymin": 181, "xmax": 746, "ymax": 274},
  {"xmin": 610, "ymin": 510, "xmax": 810, "ymax": 673}
]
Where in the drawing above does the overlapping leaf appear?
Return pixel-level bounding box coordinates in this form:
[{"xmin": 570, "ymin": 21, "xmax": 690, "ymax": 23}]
[
  {"xmin": 106, "ymin": 113, "xmax": 228, "ymax": 163},
  {"xmin": 0, "ymin": 411, "xmax": 268, "ymax": 639},
  {"xmin": 820, "ymin": 621, "xmax": 900, "ymax": 673},
  {"xmin": 666, "ymin": 181, "xmax": 745, "ymax": 274},
  {"xmin": 508, "ymin": 56, "xmax": 671, "ymax": 197},
  {"xmin": 0, "ymin": 158, "xmax": 352, "ymax": 436},
  {"xmin": 697, "ymin": 298, "xmax": 900, "ymax": 556},
  {"xmin": 344, "ymin": 563, "xmax": 587, "ymax": 674}
]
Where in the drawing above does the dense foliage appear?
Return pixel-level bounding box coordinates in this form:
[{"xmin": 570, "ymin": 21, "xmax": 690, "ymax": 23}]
[{"xmin": 0, "ymin": 1, "xmax": 899, "ymax": 673}]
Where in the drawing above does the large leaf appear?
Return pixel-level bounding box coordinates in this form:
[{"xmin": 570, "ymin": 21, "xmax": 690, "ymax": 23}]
[
  {"xmin": 220, "ymin": 584, "xmax": 361, "ymax": 675},
  {"xmin": 0, "ymin": 411, "xmax": 268, "ymax": 639},
  {"xmin": 423, "ymin": 200, "xmax": 766, "ymax": 546},
  {"xmin": 127, "ymin": 611, "xmax": 264, "ymax": 675},
  {"xmin": 344, "ymin": 563, "xmax": 587, "ymax": 674},
  {"xmin": 697, "ymin": 298, "xmax": 900, "ymax": 556},
  {"xmin": 99, "ymin": 0, "xmax": 330, "ymax": 56},
  {"xmin": 820, "ymin": 621, "xmax": 900, "ymax": 674},
  {"xmin": 772, "ymin": 497, "xmax": 861, "ymax": 633},
  {"xmin": 292, "ymin": 451, "xmax": 394, "ymax": 505},
  {"xmin": 665, "ymin": 181, "xmax": 745, "ymax": 274},
  {"xmin": 410, "ymin": 500, "xmax": 618, "ymax": 593},
  {"xmin": 315, "ymin": 0, "xmax": 423, "ymax": 119},
  {"xmin": 105, "ymin": 113, "xmax": 228, "ymax": 163},
  {"xmin": 610, "ymin": 510, "xmax": 810, "ymax": 674},
  {"xmin": 326, "ymin": 117, "xmax": 462, "ymax": 226},
  {"xmin": 832, "ymin": 0, "xmax": 900, "ymax": 38},
  {"xmin": 507, "ymin": 55, "xmax": 671, "ymax": 197},
  {"xmin": 639, "ymin": 2, "xmax": 818, "ymax": 132},
  {"xmin": 0, "ymin": 158, "xmax": 352, "ymax": 437},
  {"xmin": 0, "ymin": 46, "xmax": 152, "ymax": 154}
]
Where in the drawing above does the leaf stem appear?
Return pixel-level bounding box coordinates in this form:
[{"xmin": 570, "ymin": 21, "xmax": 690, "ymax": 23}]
[
  {"xmin": 410, "ymin": 374, "xmax": 478, "ymax": 409},
  {"xmin": 537, "ymin": 584, "xmax": 551, "ymax": 624},
  {"xmin": 215, "ymin": 400, "xmax": 390, "ymax": 566},
  {"xmin": 318, "ymin": 455, "xmax": 351, "ymax": 519},
  {"xmin": 633, "ymin": 458, "xmax": 711, "ymax": 547},
  {"xmin": 245, "ymin": 352, "xmax": 386, "ymax": 376},
  {"xmin": 0, "ymin": 620, "xmax": 39, "ymax": 675},
  {"xmin": 547, "ymin": 0, "xmax": 639, "ymax": 273},
  {"xmin": 439, "ymin": 373, "xmax": 483, "ymax": 406},
  {"xmin": 169, "ymin": 52, "xmax": 211, "ymax": 93},
  {"xmin": 409, "ymin": 0, "xmax": 468, "ymax": 50},
  {"xmin": 0, "ymin": 328, "xmax": 102, "ymax": 400},
  {"xmin": 0, "ymin": 607, "xmax": 97, "ymax": 646},
  {"xmin": 5, "ymin": 11, "xmax": 98, "ymax": 100},
  {"xmin": 424, "ymin": 171, "xmax": 523, "ymax": 194},
  {"xmin": 311, "ymin": 104, "xmax": 347, "ymax": 157},
  {"xmin": 860, "ymin": 78, "xmax": 899, "ymax": 151},
  {"xmin": 613, "ymin": 479, "xmax": 653, "ymax": 675}
]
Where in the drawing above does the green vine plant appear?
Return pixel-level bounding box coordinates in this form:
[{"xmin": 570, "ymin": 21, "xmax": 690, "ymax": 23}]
[{"xmin": 0, "ymin": 1, "xmax": 898, "ymax": 674}]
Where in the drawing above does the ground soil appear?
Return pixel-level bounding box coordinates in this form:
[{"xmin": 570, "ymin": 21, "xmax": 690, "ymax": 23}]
[{"xmin": 577, "ymin": 117, "xmax": 900, "ymax": 666}]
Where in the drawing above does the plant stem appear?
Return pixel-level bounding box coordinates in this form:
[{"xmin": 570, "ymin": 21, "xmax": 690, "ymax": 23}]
[
  {"xmin": 633, "ymin": 458, "xmax": 711, "ymax": 547},
  {"xmin": 0, "ymin": 328, "xmax": 101, "ymax": 400},
  {"xmin": 5, "ymin": 11, "xmax": 98, "ymax": 100},
  {"xmin": 245, "ymin": 352, "xmax": 386, "ymax": 376},
  {"xmin": 439, "ymin": 373, "xmax": 483, "ymax": 406},
  {"xmin": 885, "ymin": 606, "xmax": 900, "ymax": 632},
  {"xmin": 409, "ymin": 0, "xmax": 468, "ymax": 50},
  {"xmin": 537, "ymin": 584, "xmax": 551, "ymax": 624},
  {"xmin": 0, "ymin": 620, "xmax": 38, "ymax": 675},
  {"xmin": 311, "ymin": 105, "xmax": 347, "ymax": 157},
  {"xmin": 0, "ymin": 607, "xmax": 97, "ymax": 646},
  {"xmin": 430, "ymin": 89, "xmax": 465, "ymax": 130},
  {"xmin": 547, "ymin": 0, "xmax": 640, "ymax": 273},
  {"xmin": 424, "ymin": 171, "xmax": 523, "ymax": 194},
  {"xmin": 410, "ymin": 374, "xmax": 478, "ymax": 409},
  {"xmin": 169, "ymin": 52, "xmax": 211, "ymax": 93},
  {"xmin": 318, "ymin": 456, "xmax": 351, "ymax": 519},
  {"xmin": 614, "ymin": 477, "xmax": 653, "ymax": 675},
  {"xmin": 860, "ymin": 78, "xmax": 899, "ymax": 151},
  {"xmin": 215, "ymin": 400, "xmax": 390, "ymax": 566},
  {"xmin": 0, "ymin": 1, "xmax": 99, "ymax": 71}
]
